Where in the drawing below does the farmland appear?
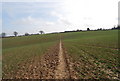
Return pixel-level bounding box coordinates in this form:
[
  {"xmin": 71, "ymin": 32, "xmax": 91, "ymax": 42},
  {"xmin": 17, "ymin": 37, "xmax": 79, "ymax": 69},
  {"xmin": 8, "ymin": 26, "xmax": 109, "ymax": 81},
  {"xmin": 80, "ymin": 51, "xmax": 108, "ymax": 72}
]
[
  {"xmin": 2, "ymin": 34, "xmax": 60, "ymax": 78},
  {"xmin": 62, "ymin": 30, "xmax": 119, "ymax": 79},
  {"xmin": 2, "ymin": 30, "xmax": 119, "ymax": 79}
]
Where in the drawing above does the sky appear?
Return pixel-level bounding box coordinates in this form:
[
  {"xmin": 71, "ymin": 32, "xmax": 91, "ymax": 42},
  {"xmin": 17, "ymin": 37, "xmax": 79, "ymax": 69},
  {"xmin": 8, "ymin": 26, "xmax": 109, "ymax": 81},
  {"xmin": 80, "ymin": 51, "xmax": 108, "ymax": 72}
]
[{"xmin": 1, "ymin": 0, "xmax": 119, "ymax": 36}]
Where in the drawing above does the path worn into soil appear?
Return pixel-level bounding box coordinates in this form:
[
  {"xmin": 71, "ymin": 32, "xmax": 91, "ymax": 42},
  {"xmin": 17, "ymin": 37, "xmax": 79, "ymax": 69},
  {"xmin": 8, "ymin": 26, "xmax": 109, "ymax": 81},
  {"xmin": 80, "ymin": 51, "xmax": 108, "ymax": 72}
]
[
  {"xmin": 12, "ymin": 41, "xmax": 78, "ymax": 79},
  {"xmin": 3, "ymin": 40, "xmax": 118, "ymax": 79},
  {"xmin": 55, "ymin": 40, "xmax": 69, "ymax": 79}
]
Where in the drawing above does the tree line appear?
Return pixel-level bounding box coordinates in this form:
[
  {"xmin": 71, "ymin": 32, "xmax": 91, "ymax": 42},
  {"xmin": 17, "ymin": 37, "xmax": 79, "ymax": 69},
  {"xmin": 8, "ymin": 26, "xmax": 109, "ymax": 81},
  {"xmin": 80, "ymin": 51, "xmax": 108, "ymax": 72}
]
[
  {"xmin": 62, "ymin": 25, "xmax": 120, "ymax": 33},
  {"xmin": 1, "ymin": 30, "xmax": 44, "ymax": 38},
  {"xmin": 1, "ymin": 25, "xmax": 120, "ymax": 38}
]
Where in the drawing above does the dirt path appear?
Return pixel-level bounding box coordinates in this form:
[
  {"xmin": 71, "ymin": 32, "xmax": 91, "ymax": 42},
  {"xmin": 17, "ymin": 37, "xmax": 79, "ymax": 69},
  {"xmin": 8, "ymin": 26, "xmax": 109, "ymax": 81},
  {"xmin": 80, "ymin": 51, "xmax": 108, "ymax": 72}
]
[
  {"xmin": 3, "ymin": 41, "xmax": 78, "ymax": 79},
  {"xmin": 4, "ymin": 40, "xmax": 117, "ymax": 79},
  {"xmin": 55, "ymin": 40, "xmax": 70, "ymax": 79}
]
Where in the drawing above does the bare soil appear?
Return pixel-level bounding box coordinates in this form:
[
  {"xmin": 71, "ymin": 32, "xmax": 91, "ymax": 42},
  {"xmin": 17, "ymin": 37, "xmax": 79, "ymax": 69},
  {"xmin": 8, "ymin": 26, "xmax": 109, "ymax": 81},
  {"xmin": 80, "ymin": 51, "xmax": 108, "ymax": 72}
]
[
  {"xmin": 12, "ymin": 41, "xmax": 79, "ymax": 79},
  {"xmin": 3, "ymin": 41, "xmax": 118, "ymax": 79},
  {"xmin": 66, "ymin": 49, "xmax": 119, "ymax": 79}
]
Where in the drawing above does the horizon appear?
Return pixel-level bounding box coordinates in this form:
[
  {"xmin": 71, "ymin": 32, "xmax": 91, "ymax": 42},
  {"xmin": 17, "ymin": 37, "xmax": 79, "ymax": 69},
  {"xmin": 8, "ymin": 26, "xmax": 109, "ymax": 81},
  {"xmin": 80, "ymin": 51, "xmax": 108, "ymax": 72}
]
[{"xmin": 1, "ymin": 0, "xmax": 119, "ymax": 36}]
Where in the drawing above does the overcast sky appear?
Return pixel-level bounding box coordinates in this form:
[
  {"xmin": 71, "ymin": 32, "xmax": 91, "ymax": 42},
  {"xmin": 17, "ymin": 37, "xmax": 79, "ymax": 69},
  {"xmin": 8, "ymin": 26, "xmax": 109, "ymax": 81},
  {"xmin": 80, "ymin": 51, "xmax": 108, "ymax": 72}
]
[{"xmin": 1, "ymin": 0, "xmax": 119, "ymax": 36}]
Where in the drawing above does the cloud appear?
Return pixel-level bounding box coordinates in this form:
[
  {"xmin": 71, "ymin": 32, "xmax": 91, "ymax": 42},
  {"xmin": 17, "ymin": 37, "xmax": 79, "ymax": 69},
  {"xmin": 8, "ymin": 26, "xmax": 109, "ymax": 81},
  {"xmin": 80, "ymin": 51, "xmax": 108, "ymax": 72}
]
[
  {"xmin": 0, "ymin": 19, "xmax": 2, "ymax": 33},
  {"xmin": 51, "ymin": 11, "xmax": 72, "ymax": 26},
  {"xmin": 0, "ymin": 20, "xmax": 1, "ymax": 25},
  {"xmin": 11, "ymin": 16, "xmax": 44, "ymax": 34},
  {"xmin": 46, "ymin": 22, "xmax": 54, "ymax": 25},
  {"xmin": 51, "ymin": 11, "xmax": 63, "ymax": 18},
  {"xmin": 11, "ymin": 16, "xmax": 69, "ymax": 34},
  {"xmin": 3, "ymin": 2, "xmax": 63, "ymax": 20},
  {"xmin": 2, "ymin": 0, "xmax": 64, "ymax": 2},
  {"xmin": 13, "ymin": 16, "xmax": 50, "ymax": 28},
  {"xmin": 58, "ymin": 18, "xmax": 72, "ymax": 26},
  {"xmin": 2, "ymin": 0, "xmax": 119, "ymax": 35}
]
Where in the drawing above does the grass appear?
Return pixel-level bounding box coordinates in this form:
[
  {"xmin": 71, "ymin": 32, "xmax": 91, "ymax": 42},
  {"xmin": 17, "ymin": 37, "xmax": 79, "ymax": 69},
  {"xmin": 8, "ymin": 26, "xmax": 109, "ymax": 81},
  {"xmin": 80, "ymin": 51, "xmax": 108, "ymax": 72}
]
[
  {"xmin": 2, "ymin": 34, "xmax": 60, "ymax": 78},
  {"xmin": 0, "ymin": 38, "xmax": 2, "ymax": 78},
  {"xmin": 3, "ymin": 34, "xmax": 60, "ymax": 49},
  {"xmin": 62, "ymin": 30, "xmax": 118, "ymax": 78},
  {"xmin": 2, "ymin": 30, "xmax": 119, "ymax": 79}
]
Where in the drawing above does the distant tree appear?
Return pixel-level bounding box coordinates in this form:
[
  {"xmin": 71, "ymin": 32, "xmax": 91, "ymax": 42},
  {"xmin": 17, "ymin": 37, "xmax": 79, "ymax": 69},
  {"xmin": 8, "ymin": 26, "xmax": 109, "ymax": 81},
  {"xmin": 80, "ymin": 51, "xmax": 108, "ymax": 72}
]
[
  {"xmin": 111, "ymin": 25, "xmax": 116, "ymax": 30},
  {"xmin": 97, "ymin": 28, "xmax": 102, "ymax": 30},
  {"xmin": 13, "ymin": 31, "xmax": 18, "ymax": 36},
  {"xmin": 76, "ymin": 29, "xmax": 82, "ymax": 32},
  {"xmin": 87, "ymin": 28, "xmax": 90, "ymax": 31},
  {"xmin": 111, "ymin": 25, "xmax": 120, "ymax": 30},
  {"xmin": 76, "ymin": 29, "xmax": 79, "ymax": 31},
  {"xmin": 2, "ymin": 32, "xmax": 6, "ymax": 37},
  {"xmin": 99, "ymin": 28, "xmax": 102, "ymax": 30},
  {"xmin": 39, "ymin": 31, "xmax": 44, "ymax": 34},
  {"xmin": 114, "ymin": 25, "xmax": 116, "ymax": 28},
  {"xmin": 117, "ymin": 25, "xmax": 120, "ymax": 29},
  {"xmin": 25, "ymin": 33, "xmax": 29, "ymax": 36}
]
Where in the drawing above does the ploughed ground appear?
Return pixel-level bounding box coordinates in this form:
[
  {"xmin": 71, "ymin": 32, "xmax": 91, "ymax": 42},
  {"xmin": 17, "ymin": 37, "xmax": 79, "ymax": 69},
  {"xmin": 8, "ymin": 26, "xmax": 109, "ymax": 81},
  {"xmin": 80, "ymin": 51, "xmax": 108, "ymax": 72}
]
[
  {"xmin": 13, "ymin": 41, "xmax": 78, "ymax": 79},
  {"xmin": 3, "ymin": 41, "xmax": 118, "ymax": 79}
]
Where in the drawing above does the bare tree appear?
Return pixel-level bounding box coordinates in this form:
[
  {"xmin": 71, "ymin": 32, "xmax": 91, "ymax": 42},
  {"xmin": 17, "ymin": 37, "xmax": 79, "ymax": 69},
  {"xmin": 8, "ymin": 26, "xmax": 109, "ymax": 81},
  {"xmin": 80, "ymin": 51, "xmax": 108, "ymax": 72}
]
[
  {"xmin": 2, "ymin": 32, "xmax": 6, "ymax": 37},
  {"xmin": 13, "ymin": 31, "xmax": 18, "ymax": 36},
  {"xmin": 39, "ymin": 31, "xmax": 44, "ymax": 34}
]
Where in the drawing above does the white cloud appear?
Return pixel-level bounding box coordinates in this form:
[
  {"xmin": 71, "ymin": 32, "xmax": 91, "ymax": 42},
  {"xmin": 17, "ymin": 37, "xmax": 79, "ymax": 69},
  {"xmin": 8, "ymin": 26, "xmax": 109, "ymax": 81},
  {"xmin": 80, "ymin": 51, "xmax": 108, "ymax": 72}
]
[
  {"xmin": 2, "ymin": 0, "xmax": 64, "ymax": 2},
  {"xmin": 2, "ymin": 0, "xmax": 119, "ymax": 35},
  {"xmin": 46, "ymin": 22, "xmax": 54, "ymax": 25},
  {"xmin": 51, "ymin": 11, "xmax": 63, "ymax": 19},
  {"xmin": 63, "ymin": 0, "xmax": 118, "ymax": 28},
  {"xmin": 0, "ymin": 19, "xmax": 2, "ymax": 33},
  {"xmin": 3, "ymin": 2, "xmax": 64, "ymax": 20},
  {"xmin": 11, "ymin": 16, "xmax": 70, "ymax": 34},
  {"xmin": 48, "ymin": 0, "xmax": 119, "ymax": 30},
  {"xmin": 51, "ymin": 11, "xmax": 72, "ymax": 26}
]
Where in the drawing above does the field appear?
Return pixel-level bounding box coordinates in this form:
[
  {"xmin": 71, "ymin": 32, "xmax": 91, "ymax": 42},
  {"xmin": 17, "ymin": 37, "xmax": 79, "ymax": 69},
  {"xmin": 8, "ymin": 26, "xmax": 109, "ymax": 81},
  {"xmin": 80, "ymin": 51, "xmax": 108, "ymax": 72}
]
[
  {"xmin": 62, "ymin": 30, "xmax": 119, "ymax": 79},
  {"xmin": 2, "ymin": 34, "xmax": 60, "ymax": 78},
  {"xmin": 2, "ymin": 30, "xmax": 119, "ymax": 79}
]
